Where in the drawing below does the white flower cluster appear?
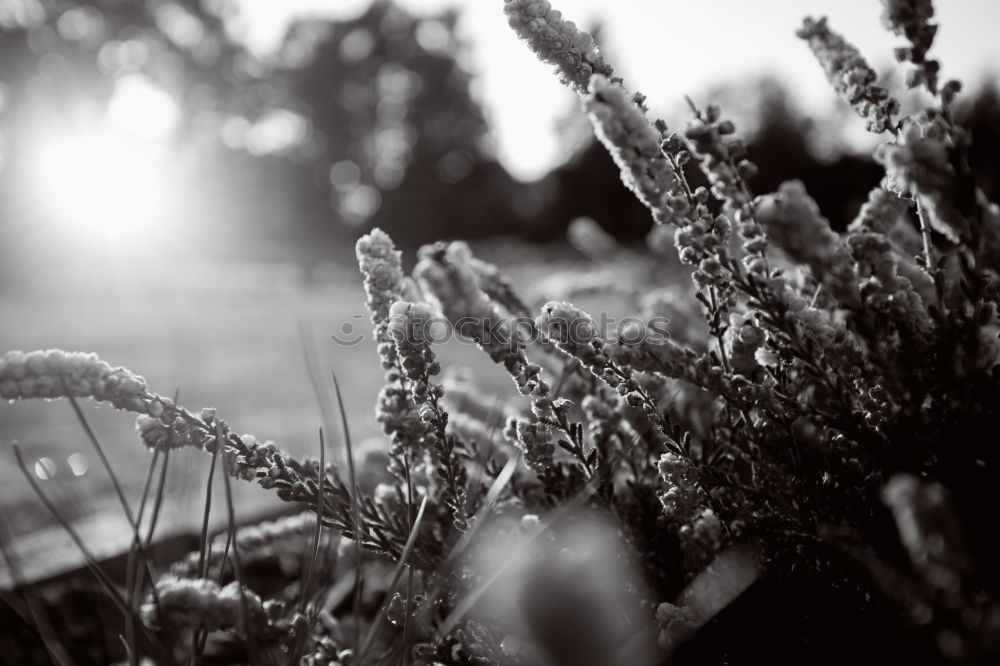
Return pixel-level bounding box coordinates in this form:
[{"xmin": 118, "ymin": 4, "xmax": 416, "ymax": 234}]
[
  {"xmin": 142, "ymin": 576, "xmax": 267, "ymax": 633},
  {"xmin": 876, "ymin": 118, "xmax": 967, "ymax": 243},
  {"xmin": 583, "ymin": 75, "xmax": 679, "ymax": 226},
  {"xmin": 0, "ymin": 349, "xmax": 151, "ymax": 413},
  {"xmin": 755, "ymin": 180, "xmax": 858, "ymax": 303},
  {"xmin": 170, "ymin": 511, "xmax": 318, "ymax": 578},
  {"xmin": 684, "ymin": 107, "xmax": 763, "ymax": 258},
  {"xmin": 356, "ymin": 227, "xmax": 405, "ymax": 329},
  {"xmin": 798, "ymin": 16, "xmax": 900, "ymax": 134},
  {"xmin": 415, "ymin": 241, "xmax": 558, "ymax": 471},
  {"xmin": 879, "ymin": 0, "xmax": 940, "ymax": 92},
  {"xmin": 502, "ymin": 0, "xmax": 613, "ymax": 93}
]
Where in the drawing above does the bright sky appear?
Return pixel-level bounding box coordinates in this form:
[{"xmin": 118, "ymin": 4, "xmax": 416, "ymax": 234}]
[{"xmin": 233, "ymin": 0, "xmax": 1000, "ymax": 180}]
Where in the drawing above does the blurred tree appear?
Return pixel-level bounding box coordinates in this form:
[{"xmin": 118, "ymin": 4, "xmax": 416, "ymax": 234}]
[
  {"xmin": 0, "ymin": 0, "xmax": 524, "ymax": 286},
  {"xmin": 269, "ymin": 0, "xmax": 521, "ymax": 247}
]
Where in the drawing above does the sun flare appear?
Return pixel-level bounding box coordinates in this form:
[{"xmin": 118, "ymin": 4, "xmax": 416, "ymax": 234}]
[
  {"xmin": 32, "ymin": 129, "xmax": 169, "ymax": 243},
  {"xmin": 28, "ymin": 76, "xmax": 179, "ymax": 247}
]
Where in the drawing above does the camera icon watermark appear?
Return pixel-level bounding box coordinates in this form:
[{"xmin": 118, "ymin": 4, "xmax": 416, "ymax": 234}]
[{"xmin": 329, "ymin": 313, "xmax": 367, "ymax": 346}]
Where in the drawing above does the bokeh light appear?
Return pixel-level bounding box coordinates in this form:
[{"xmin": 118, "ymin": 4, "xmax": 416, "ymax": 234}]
[
  {"xmin": 33, "ymin": 457, "xmax": 57, "ymax": 480},
  {"xmin": 67, "ymin": 452, "xmax": 89, "ymax": 476}
]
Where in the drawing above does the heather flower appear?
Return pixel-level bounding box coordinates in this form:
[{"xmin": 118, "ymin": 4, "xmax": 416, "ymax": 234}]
[
  {"xmin": 583, "ymin": 75, "xmax": 679, "ymax": 226},
  {"xmin": 606, "ymin": 330, "xmax": 697, "ymax": 383},
  {"xmin": 136, "ymin": 414, "xmax": 208, "ymax": 450},
  {"xmin": 604, "ymin": 318, "xmax": 781, "ymax": 414},
  {"xmin": 848, "ymin": 231, "xmax": 934, "ymax": 344},
  {"xmin": 654, "ymin": 601, "xmax": 699, "ymax": 651},
  {"xmin": 416, "ymin": 242, "xmax": 515, "ymax": 360},
  {"xmin": 356, "ymin": 232, "xmax": 439, "ymax": 482},
  {"xmin": 386, "ymin": 300, "xmax": 469, "ymax": 527},
  {"xmin": 536, "ymin": 301, "xmax": 609, "ymax": 372},
  {"xmin": 880, "ymin": 0, "xmax": 939, "ymax": 93},
  {"xmin": 674, "ymin": 209, "xmax": 736, "ymax": 289},
  {"xmin": 503, "ymin": 416, "xmax": 555, "ymax": 473},
  {"xmin": 724, "ymin": 313, "xmax": 764, "ymax": 377},
  {"xmin": 680, "ymin": 507, "xmax": 723, "ymax": 567},
  {"xmin": 415, "ymin": 241, "xmax": 548, "ymax": 408},
  {"xmin": 848, "ymin": 184, "xmax": 911, "ymax": 236},
  {"xmin": 607, "ymin": 324, "xmax": 709, "ymax": 382},
  {"xmin": 1, "ymin": 348, "xmax": 368, "ymax": 535},
  {"xmin": 537, "ymin": 301, "xmax": 666, "ymax": 424},
  {"xmin": 761, "ymin": 276, "xmax": 846, "ymax": 351},
  {"xmin": 849, "ymin": 185, "xmax": 935, "ymax": 301},
  {"xmin": 797, "ymin": 16, "xmax": 900, "ymax": 133},
  {"xmin": 356, "ymin": 227, "xmax": 405, "ymax": 329},
  {"xmin": 658, "ymin": 452, "xmax": 720, "ymax": 566},
  {"xmin": 0, "ymin": 349, "xmax": 152, "ymax": 413},
  {"xmin": 502, "ymin": 0, "xmax": 613, "ymax": 93},
  {"xmin": 684, "ymin": 109, "xmax": 763, "ymax": 257},
  {"xmin": 170, "ymin": 512, "xmax": 320, "ymax": 579},
  {"xmin": 386, "ymin": 301, "xmax": 442, "ymax": 393},
  {"xmin": 416, "ymin": 242, "xmax": 560, "ymax": 473},
  {"xmin": 142, "ymin": 576, "xmax": 267, "ymax": 633},
  {"xmin": 876, "ymin": 117, "xmax": 968, "ymax": 243},
  {"xmin": 755, "ymin": 180, "xmax": 857, "ymax": 304},
  {"xmin": 375, "ymin": 379, "xmax": 429, "ymax": 458},
  {"xmin": 657, "ymin": 452, "xmax": 702, "ymax": 522}
]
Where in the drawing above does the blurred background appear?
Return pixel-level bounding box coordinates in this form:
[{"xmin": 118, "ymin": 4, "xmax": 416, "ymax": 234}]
[{"xmin": 1, "ymin": 0, "xmax": 999, "ymax": 584}]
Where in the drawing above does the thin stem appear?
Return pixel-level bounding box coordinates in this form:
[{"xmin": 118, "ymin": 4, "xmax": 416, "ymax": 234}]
[
  {"xmin": 915, "ymin": 199, "xmax": 935, "ymax": 275},
  {"xmin": 299, "ymin": 427, "xmax": 327, "ymax": 615},
  {"xmin": 144, "ymin": 449, "xmax": 170, "ymax": 549},
  {"xmin": 219, "ymin": 423, "xmax": 259, "ymax": 662},
  {"xmin": 67, "ymin": 396, "xmax": 135, "ymax": 524},
  {"xmin": 331, "ymin": 371, "xmax": 364, "ymax": 652},
  {"xmin": 197, "ymin": 447, "xmax": 219, "ymax": 579}
]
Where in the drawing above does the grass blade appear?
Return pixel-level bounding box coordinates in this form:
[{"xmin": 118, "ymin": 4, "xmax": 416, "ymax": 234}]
[
  {"xmin": 297, "ymin": 319, "xmax": 340, "ymax": 453},
  {"xmin": 299, "ymin": 427, "xmax": 327, "ymax": 616},
  {"xmin": 197, "ymin": 447, "xmax": 219, "ymax": 578},
  {"xmin": 330, "ymin": 370, "xmax": 364, "ymax": 652},
  {"xmin": 144, "ymin": 449, "xmax": 170, "ymax": 549}
]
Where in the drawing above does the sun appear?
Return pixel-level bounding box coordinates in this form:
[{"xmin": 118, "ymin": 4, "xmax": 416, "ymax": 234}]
[
  {"xmin": 28, "ymin": 75, "xmax": 179, "ymax": 247},
  {"xmin": 33, "ymin": 130, "xmax": 169, "ymax": 242}
]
